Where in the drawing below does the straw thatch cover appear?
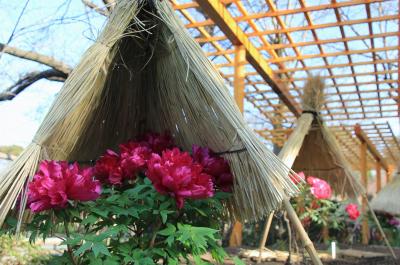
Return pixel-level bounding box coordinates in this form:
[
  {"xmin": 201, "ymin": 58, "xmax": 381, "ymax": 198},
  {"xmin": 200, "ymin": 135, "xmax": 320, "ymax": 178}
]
[
  {"xmin": 0, "ymin": 0, "xmax": 300, "ymax": 226},
  {"xmin": 290, "ymin": 76, "xmax": 364, "ymax": 197},
  {"xmin": 371, "ymin": 168, "xmax": 400, "ymax": 215}
]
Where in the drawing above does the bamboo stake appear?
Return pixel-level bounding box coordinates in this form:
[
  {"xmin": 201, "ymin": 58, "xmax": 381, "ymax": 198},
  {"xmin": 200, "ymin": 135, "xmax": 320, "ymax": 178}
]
[
  {"xmin": 257, "ymin": 211, "xmax": 274, "ymax": 263},
  {"xmin": 365, "ymin": 196, "xmax": 397, "ymax": 259},
  {"xmin": 283, "ymin": 199, "xmax": 323, "ymax": 265},
  {"xmin": 258, "ymin": 113, "xmax": 323, "ymax": 265}
]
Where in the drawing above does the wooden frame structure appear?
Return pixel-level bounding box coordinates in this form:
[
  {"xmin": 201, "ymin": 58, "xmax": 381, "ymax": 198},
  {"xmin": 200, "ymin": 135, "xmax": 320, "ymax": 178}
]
[
  {"xmin": 171, "ymin": 0, "xmax": 399, "ymax": 168},
  {"xmin": 169, "ymin": 0, "xmax": 400, "ymax": 260}
]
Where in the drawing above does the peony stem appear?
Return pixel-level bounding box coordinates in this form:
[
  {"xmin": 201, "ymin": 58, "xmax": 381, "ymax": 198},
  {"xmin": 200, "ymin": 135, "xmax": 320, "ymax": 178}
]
[
  {"xmin": 63, "ymin": 217, "xmax": 78, "ymax": 265},
  {"xmin": 149, "ymin": 218, "xmax": 162, "ymax": 248}
]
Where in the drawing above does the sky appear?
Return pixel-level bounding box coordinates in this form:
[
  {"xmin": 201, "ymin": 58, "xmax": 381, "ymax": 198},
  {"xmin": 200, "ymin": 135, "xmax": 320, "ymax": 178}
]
[
  {"xmin": 0, "ymin": 0, "xmax": 106, "ymax": 147},
  {"xmin": 0, "ymin": 0, "xmax": 398, "ymax": 149}
]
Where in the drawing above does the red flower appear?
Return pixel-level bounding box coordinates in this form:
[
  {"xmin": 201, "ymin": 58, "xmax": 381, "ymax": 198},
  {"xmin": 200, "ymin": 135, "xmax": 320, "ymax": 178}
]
[
  {"xmin": 345, "ymin": 203, "xmax": 360, "ymax": 220},
  {"xmin": 140, "ymin": 132, "xmax": 174, "ymax": 154},
  {"xmin": 146, "ymin": 148, "xmax": 214, "ymax": 208},
  {"xmin": 28, "ymin": 161, "xmax": 101, "ymax": 213},
  {"xmin": 66, "ymin": 165, "xmax": 101, "ymax": 201},
  {"xmin": 94, "ymin": 150, "xmax": 124, "ymax": 184},
  {"xmin": 120, "ymin": 142, "xmax": 152, "ymax": 177},
  {"xmin": 291, "ymin": 172, "xmax": 305, "ymax": 185},
  {"xmin": 192, "ymin": 145, "xmax": 233, "ymax": 192},
  {"xmin": 306, "ymin": 176, "xmax": 332, "ymax": 199}
]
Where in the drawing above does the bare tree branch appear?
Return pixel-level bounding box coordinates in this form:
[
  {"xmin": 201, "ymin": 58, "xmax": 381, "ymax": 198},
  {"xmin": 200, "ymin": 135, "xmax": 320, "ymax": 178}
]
[
  {"xmin": 0, "ymin": 43, "xmax": 72, "ymax": 74},
  {"xmin": 82, "ymin": 0, "xmax": 109, "ymax": 16},
  {"xmin": 0, "ymin": 69, "xmax": 67, "ymax": 101}
]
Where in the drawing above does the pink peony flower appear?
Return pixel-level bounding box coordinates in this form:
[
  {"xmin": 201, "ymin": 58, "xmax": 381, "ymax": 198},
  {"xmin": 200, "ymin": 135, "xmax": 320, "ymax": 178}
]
[
  {"xmin": 192, "ymin": 145, "xmax": 233, "ymax": 192},
  {"xmin": 28, "ymin": 161, "xmax": 101, "ymax": 213},
  {"xmin": 345, "ymin": 203, "xmax": 360, "ymax": 220},
  {"xmin": 146, "ymin": 148, "xmax": 214, "ymax": 208},
  {"xmin": 94, "ymin": 150, "xmax": 124, "ymax": 184},
  {"xmin": 119, "ymin": 142, "xmax": 152, "ymax": 177},
  {"xmin": 306, "ymin": 176, "xmax": 332, "ymax": 199},
  {"xmin": 140, "ymin": 132, "xmax": 174, "ymax": 154},
  {"xmin": 291, "ymin": 171, "xmax": 305, "ymax": 185}
]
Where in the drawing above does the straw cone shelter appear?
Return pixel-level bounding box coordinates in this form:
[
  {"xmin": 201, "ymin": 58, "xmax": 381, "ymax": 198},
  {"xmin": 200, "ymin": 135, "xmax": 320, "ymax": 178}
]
[
  {"xmin": 279, "ymin": 76, "xmax": 364, "ymax": 197},
  {"xmin": 0, "ymin": 0, "xmax": 302, "ymax": 227},
  {"xmin": 371, "ymin": 168, "xmax": 400, "ymax": 215},
  {"xmin": 257, "ymin": 76, "xmax": 397, "ymax": 262}
]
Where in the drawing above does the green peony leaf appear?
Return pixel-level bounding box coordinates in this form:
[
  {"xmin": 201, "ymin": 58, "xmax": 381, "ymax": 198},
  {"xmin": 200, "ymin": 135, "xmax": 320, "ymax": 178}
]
[{"xmin": 92, "ymin": 242, "xmax": 110, "ymax": 258}]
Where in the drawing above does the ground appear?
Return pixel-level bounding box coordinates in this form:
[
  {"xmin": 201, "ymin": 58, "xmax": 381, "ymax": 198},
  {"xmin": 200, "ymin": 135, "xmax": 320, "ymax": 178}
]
[{"xmin": 218, "ymin": 245, "xmax": 400, "ymax": 265}]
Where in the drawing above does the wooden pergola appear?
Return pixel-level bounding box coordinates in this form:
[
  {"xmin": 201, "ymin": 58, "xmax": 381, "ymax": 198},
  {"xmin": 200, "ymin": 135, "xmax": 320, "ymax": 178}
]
[{"xmin": 172, "ymin": 0, "xmax": 399, "ymax": 170}]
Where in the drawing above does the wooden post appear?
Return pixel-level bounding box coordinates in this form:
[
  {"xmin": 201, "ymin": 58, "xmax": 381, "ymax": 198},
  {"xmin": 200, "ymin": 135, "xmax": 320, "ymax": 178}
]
[
  {"xmin": 360, "ymin": 141, "xmax": 369, "ymax": 245},
  {"xmin": 385, "ymin": 170, "xmax": 389, "ymax": 186},
  {"xmin": 387, "ymin": 165, "xmax": 395, "ymax": 183},
  {"xmin": 322, "ymin": 226, "xmax": 329, "ymax": 243},
  {"xmin": 229, "ymin": 45, "xmax": 245, "ymax": 247},
  {"xmin": 376, "ymin": 162, "xmax": 381, "ymax": 193}
]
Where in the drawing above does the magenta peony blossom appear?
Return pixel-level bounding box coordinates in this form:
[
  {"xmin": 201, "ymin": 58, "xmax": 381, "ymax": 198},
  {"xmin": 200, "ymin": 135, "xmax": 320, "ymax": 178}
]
[
  {"xmin": 94, "ymin": 150, "xmax": 124, "ymax": 185},
  {"xmin": 291, "ymin": 171, "xmax": 305, "ymax": 185},
  {"xmin": 28, "ymin": 161, "xmax": 101, "ymax": 213},
  {"xmin": 120, "ymin": 142, "xmax": 152, "ymax": 177},
  {"xmin": 66, "ymin": 165, "xmax": 101, "ymax": 201},
  {"xmin": 345, "ymin": 203, "xmax": 360, "ymax": 220},
  {"xmin": 140, "ymin": 132, "xmax": 174, "ymax": 154},
  {"xmin": 192, "ymin": 145, "xmax": 233, "ymax": 192},
  {"xmin": 388, "ymin": 217, "xmax": 400, "ymax": 227},
  {"xmin": 306, "ymin": 176, "xmax": 332, "ymax": 199},
  {"xmin": 146, "ymin": 148, "xmax": 214, "ymax": 208}
]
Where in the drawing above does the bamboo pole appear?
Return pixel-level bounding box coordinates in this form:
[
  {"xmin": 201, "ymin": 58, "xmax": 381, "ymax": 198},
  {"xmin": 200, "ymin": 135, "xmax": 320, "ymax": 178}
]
[
  {"xmin": 257, "ymin": 113, "xmax": 323, "ymax": 265},
  {"xmin": 365, "ymin": 196, "xmax": 397, "ymax": 259},
  {"xmin": 257, "ymin": 211, "xmax": 274, "ymax": 263},
  {"xmin": 283, "ymin": 199, "xmax": 323, "ymax": 265},
  {"xmin": 360, "ymin": 141, "xmax": 369, "ymax": 245},
  {"xmin": 229, "ymin": 45, "xmax": 245, "ymax": 247}
]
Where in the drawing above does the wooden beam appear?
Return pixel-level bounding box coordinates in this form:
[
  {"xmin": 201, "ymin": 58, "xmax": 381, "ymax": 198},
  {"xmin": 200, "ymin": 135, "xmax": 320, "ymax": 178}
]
[
  {"xmin": 193, "ymin": 14, "xmax": 398, "ymax": 39},
  {"xmin": 195, "ymin": 0, "xmax": 301, "ymax": 117},
  {"xmin": 260, "ymin": 31, "xmax": 398, "ymax": 50},
  {"xmin": 280, "ymin": 69, "xmax": 398, "ymax": 82},
  {"xmin": 195, "ymin": 28, "xmax": 397, "ymax": 47},
  {"xmin": 275, "ymin": 58, "xmax": 398, "ymax": 73},
  {"xmin": 181, "ymin": 0, "xmax": 384, "ymax": 26},
  {"xmin": 234, "ymin": 45, "xmax": 246, "ymax": 113},
  {"xmin": 360, "ymin": 141, "xmax": 369, "ymax": 245},
  {"xmin": 324, "ymin": 114, "xmax": 399, "ymax": 121},
  {"xmin": 246, "ymin": 15, "xmax": 398, "ymax": 36},
  {"xmin": 217, "ymin": 59, "xmax": 397, "ymax": 74},
  {"xmin": 266, "ymin": 46, "xmax": 398, "ymax": 64},
  {"xmin": 354, "ymin": 124, "xmax": 389, "ymax": 171}
]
